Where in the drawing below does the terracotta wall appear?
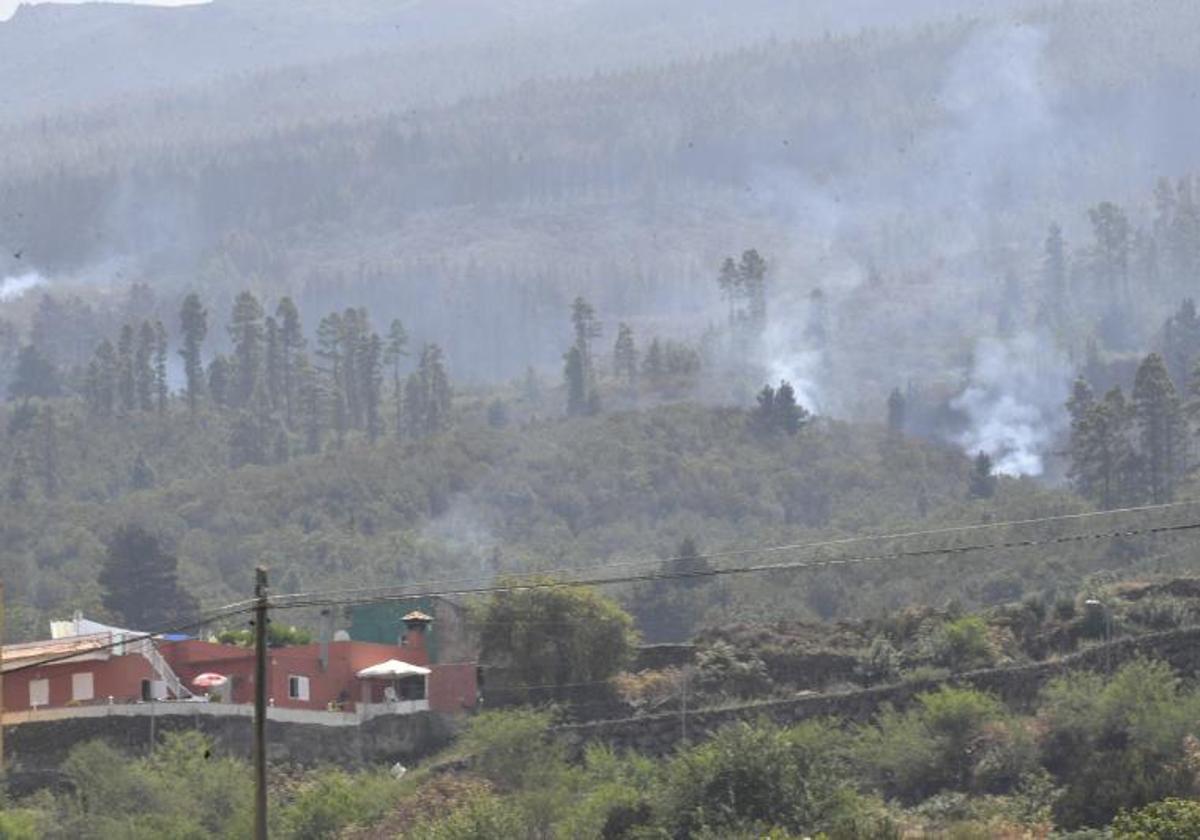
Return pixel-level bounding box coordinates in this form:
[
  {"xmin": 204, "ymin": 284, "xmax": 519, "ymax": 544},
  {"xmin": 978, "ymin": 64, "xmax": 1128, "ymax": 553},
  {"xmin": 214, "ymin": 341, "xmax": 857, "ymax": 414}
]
[{"xmin": 3, "ymin": 654, "xmax": 156, "ymax": 711}]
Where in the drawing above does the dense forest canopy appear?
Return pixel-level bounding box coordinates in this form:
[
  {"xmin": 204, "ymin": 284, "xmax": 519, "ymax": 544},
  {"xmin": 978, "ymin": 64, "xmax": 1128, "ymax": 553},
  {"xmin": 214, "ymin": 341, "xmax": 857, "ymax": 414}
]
[{"xmin": 2, "ymin": 0, "xmax": 1200, "ymax": 638}]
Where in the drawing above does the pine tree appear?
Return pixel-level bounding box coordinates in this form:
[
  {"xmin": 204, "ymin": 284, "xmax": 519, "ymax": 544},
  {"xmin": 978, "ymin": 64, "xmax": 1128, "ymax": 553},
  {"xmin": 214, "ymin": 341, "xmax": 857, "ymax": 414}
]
[
  {"xmin": 117, "ymin": 325, "xmax": 136, "ymax": 411},
  {"xmin": 228, "ymin": 291, "xmax": 265, "ymax": 408},
  {"xmin": 297, "ymin": 355, "xmax": 323, "ymax": 454},
  {"xmin": 752, "ymin": 383, "xmax": 776, "ymax": 434},
  {"xmin": 717, "ymin": 257, "xmax": 740, "ymax": 323},
  {"xmin": 363, "ymin": 332, "xmax": 384, "ymax": 442},
  {"xmin": 276, "ymin": 297, "xmax": 304, "ymax": 428},
  {"xmin": 739, "ymin": 249, "xmax": 769, "ymax": 327},
  {"xmin": 315, "ymin": 312, "xmax": 346, "ymax": 438},
  {"xmin": 969, "ymin": 451, "xmax": 996, "ymax": 499},
  {"xmin": 179, "ymin": 292, "xmax": 208, "ymax": 416},
  {"xmin": 403, "ymin": 371, "xmax": 424, "ymax": 438},
  {"xmin": 384, "ymin": 319, "xmax": 409, "ymax": 437},
  {"xmin": 571, "ymin": 296, "xmax": 601, "ymax": 372},
  {"xmin": 207, "ymin": 355, "xmax": 232, "ymax": 408},
  {"xmin": 134, "ymin": 321, "xmax": 156, "ymax": 411},
  {"xmin": 1132, "ymin": 352, "xmax": 1184, "ymax": 503},
  {"xmin": 773, "ymin": 380, "xmax": 807, "ymax": 435},
  {"xmin": 153, "ymin": 321, "xmax": 168, "ymax": 415},
  {"xmin": 340, "ymin": 308, "xmax": 368, "ymax": 430},
  {"xmin": 887, "ymin": 387, "xmax": 906, "ymax": 436},
  {"xmin": 9, "ymin": 344, "xmax": 60, "ymax": 401},
  {"xmin": 85, "ymin": 339, "xmax": 118, "ymax": 417},
  {"xmin": 1072, "ymin": 386, "xmax": 1139, "ymax": 509},
  {"xmin": 564, "ymin": 345, "xmax": 587, "ymax": 417},
  {"xmin": 420, "ymin": 343, "xmax": 452, "ymax": 435},
  {"xmin": 99, "ymin": 524, "xmax": 199, "ymax": 629},
  {"xmin": 1066, "ymin": 377, "xmax": 1097, "ymax": 498},
  {"xmin": 613, "ymin": 322, "xmax": 638, "ymax": 393},
  {"xmin": 264, "ymin": 315, "xmax": 282, "ymax": 412}
]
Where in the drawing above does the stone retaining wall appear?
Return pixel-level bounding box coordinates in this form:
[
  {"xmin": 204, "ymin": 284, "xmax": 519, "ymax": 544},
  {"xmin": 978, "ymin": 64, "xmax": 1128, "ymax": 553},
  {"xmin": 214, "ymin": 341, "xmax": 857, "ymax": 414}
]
[{"xmin": 557, "ymin": 626, "xmax": 1200, "ymax": 756}]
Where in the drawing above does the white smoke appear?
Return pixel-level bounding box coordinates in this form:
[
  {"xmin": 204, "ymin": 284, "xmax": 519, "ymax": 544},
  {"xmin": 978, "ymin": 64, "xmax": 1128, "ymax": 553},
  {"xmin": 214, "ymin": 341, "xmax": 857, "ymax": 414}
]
[
  {"xmin": 0, "ymin": 272, "xmax": 45, "ymax": 302},
  {"xmin": 760, "ymin": 315, "xmax": 824, "ymax": 414},
  {"xmin": 952, "ymin": 333, "xmax": 1071, "ymax": 477}
]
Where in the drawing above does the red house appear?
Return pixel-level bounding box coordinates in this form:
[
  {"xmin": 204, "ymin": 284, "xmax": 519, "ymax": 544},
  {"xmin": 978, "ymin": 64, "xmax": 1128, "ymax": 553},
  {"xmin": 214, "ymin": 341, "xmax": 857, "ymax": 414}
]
[
  {"xmin": 2, "ymin": 612, "xmax": 476, "ymax": 717},
  {"xmin": 2, "ymin": 617, "xmax": 189, "ymax": 712},
  {"xmin": 160, "ymin": 610, "xmax": 474, "ymax": 713}
]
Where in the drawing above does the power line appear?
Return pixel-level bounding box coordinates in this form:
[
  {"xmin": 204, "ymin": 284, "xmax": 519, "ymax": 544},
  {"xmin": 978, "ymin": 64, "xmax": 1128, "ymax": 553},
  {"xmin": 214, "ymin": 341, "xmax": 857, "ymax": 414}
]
[
  {"xmin": 266, "ymin": 499, "xmax": 1200, "ymax": 609},
  {"xmin": 0, "ymin": 605, "xmax": 256, "ymax": 678},
  {"xmin": 266, "ymin": 519, "xmax": 1200, "ymax": 612}
]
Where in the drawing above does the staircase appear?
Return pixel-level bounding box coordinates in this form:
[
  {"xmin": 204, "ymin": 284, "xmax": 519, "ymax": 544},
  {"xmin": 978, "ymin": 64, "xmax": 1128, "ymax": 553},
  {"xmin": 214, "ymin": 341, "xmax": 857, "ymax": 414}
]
[{"xmin": 132, "ymin": 635, "xmax": 194, "ymax": 700}]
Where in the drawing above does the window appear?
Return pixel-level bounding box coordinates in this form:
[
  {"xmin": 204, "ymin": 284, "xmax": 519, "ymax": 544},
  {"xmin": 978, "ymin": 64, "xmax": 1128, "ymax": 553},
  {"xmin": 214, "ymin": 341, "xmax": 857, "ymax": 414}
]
[
  {"xmin": 29, "ymin": 679, "xmax": 49, "ymax": 708},
  {"xmin": 288, "ymin": 675, "xmax": 310, "ymax": 701},
  {"xmin": 72, "ymin": 672, "xmax": 94, "ymax": 702}
]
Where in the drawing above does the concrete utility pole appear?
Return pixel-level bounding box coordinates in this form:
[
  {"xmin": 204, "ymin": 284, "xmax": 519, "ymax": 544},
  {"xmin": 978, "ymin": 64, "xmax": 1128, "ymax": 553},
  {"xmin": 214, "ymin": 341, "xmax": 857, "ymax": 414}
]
[{"xmin": 253, "ymin": 567, "xmax": 269, "ymax": 840}]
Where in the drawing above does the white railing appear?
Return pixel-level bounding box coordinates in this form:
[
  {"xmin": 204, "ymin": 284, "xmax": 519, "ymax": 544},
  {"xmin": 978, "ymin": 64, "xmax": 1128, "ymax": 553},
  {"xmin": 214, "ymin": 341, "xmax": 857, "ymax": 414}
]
[
  {"xmin": 137, "ymin": 639, "xmax": 194, "ymax": 700},
  {"xmin": 2, "ymin": 699, "xmax": 431, "ymax": 727},
  {"xmin": 357, "ymin": 699, "xmax": 430, "ymax": 721}
]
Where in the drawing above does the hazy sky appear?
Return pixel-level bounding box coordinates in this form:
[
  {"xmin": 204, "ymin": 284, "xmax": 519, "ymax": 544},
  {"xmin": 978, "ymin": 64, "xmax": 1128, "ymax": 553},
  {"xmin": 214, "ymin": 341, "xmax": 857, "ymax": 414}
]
[{"xmin": 0, "ymin": 0, "xmax": 207, "ymax": 22}]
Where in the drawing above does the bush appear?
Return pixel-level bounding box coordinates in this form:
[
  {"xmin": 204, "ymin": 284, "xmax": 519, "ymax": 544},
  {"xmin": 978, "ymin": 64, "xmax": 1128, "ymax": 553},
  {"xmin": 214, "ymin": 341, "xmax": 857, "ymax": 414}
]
[
  {"xmin": 659, "ymin": 719, "xmax": 860, "ymax": 837},
  {"xmin": 859, "ymin": 687, "xmax": 1006, "ymax": 802},
  {"xmin": 1111, "ymin": 798, "xmax": 1200, "ymax": 838},
  {"xmin": 929, "ymin": 616, "xmax": 997, "ymax": 671},
  {"xmin": 1038, "ymin": 658, "xmax": 1200, "ymax": 828},
  {"xmin": 282, "ymin": 768, "xmax": 399, "ymax": 839},
  {"xmin": 457, "ymin": 709, "xmax": 564, "ymax": 792},
  {"xmin": 408, "ymin": 793, "xmax": 530, "ymax": 840}
]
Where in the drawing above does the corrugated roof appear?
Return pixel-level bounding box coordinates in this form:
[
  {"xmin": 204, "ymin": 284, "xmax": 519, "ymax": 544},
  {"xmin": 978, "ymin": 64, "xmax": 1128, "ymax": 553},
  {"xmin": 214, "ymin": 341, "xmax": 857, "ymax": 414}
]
[{"xmin": 1, "ymin": 633, "xmax": 116, "ymax": 672}]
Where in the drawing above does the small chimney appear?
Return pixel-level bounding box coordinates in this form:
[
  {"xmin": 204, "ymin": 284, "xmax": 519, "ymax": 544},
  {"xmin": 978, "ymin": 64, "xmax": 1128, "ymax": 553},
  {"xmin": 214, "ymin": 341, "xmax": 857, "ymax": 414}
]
[
  {"xmin": 319, "ymin": 609, "xmax": 334, "ymax": 671},
  {"xmin": 401, "ymin": 611, "xmax": 433, "ymax": 664}
]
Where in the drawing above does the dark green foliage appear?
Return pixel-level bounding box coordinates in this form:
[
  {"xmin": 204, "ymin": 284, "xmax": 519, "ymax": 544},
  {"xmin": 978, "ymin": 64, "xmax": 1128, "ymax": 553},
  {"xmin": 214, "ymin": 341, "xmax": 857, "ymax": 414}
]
[
  {"xmin": 612, "ymin": 322, "xmax": 637, "ymax": 393},
  {"xmin": 859, "ymin": 686, "xmax": 1016, "ymax": 802},
  {"xmin": 660, "ymin": 720, "xmax": 870, "ymax": 838},
  {"xmin": 1112, "ymin": 798, "xmax": 1200, "ymax": 839},
  {"xmin": 98, "ymin": 523, "xmax": 199, "ymax": 629},
  {"xmin": 1131, "ymin": 352, "xmax": 1183, "ymax": 503},
  {"xmin": 476, "ymin": 581, "xmax": 637, "ymax": 701},
  {"xmin": 9, "ymin": 345, "xmax": 60, "ymax": 400},
  {"xmin": 179, "ymin": 292, "xmax": 208, "ymax": 415},
  {"xmin": 228, "ymin": 291, "xmax": 265, "ymax": 408},
  {"xmin": 752, "ymin": 381, "xmax": 809, "ymax": 436},
  {"xmin": 1038, "ymin": 658, "xmax": 1200, "ymax": 828},
  {"xmin": 969, "ymin": 451, "xmax": 996, "ymax": 499},
  {"xmin": 564, "ymin": 344, "xmax": 588, "ymax": 417}
]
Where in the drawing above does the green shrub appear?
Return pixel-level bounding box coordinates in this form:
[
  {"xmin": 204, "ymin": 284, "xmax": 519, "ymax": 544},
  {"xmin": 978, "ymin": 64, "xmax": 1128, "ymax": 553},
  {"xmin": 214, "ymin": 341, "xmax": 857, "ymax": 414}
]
[
  {"xmin": 929, "ymin": 616, "xmax": 997, "ymax": 671},
  {"xmin": 282, "ymin": 768, "xmax": 399, "ymax": 840},
  {"xmin": 408, "ymin": 792, "xmax": 530, "ymax": 840},
  {"xmin": 1039, "ymin": 658, "xmax": 1200, "ymax": 828},
  {"xmin": 457, "ymin": 709, "xmax": 564, "ymax": 792},
  {"xmin": 659, "ymin": 719, "xmax": 858, "ymax": 838},
  {"xmin": 1111, "ymin": 798, "xmax": 1200, "ymax": 838},
  {"xmin": 859, "ymin": 687, "xmax": 1005, "ymax": 802}
]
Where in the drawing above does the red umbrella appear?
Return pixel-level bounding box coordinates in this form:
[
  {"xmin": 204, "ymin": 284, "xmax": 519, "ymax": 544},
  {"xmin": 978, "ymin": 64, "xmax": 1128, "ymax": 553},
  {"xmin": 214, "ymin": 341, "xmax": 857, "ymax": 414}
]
[{"xmin": 192, "ymin": 672, "xmax": 228, "ymax": 688}]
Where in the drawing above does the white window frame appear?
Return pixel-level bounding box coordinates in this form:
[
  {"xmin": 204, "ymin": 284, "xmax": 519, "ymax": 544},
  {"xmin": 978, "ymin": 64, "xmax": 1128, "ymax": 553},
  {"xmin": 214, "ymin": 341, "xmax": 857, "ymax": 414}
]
[
  {"xmin": 29, "ymin": 678, "xmax": 49, "ymax": 708},
  {"xmin": 288, "ymin": 675, "xmax": 310, "ymax": 701},
  {"xmin": 72, "ymin": 672, "xmax": 95, "ymax": 702}
]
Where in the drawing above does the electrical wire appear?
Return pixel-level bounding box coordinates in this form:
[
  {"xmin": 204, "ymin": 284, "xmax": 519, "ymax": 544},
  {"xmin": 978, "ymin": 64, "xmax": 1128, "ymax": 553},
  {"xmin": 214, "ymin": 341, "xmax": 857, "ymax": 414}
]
[
  {"xmin": 265, "ymin": 499, "xmax": 1200, "ymax": 609},
  {"xmin": 1, "ymin": 604, "xmax": 257, "ymax": 678},
  {"xmin": 266, "ymin": 519, "xmax": 1200, "ymax": 611}
]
